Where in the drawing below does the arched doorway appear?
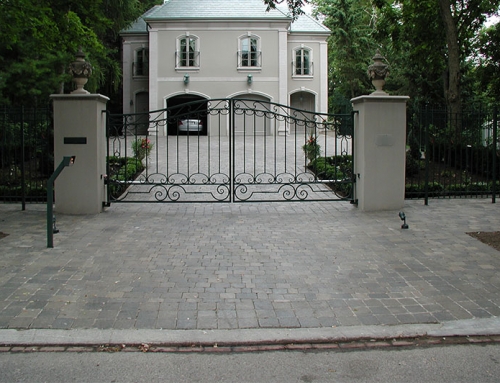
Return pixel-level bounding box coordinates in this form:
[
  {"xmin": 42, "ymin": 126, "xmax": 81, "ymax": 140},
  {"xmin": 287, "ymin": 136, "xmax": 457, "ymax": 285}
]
[
  {"xmin": 134, "ymin": 91, "xmax": 149, "ymax": 135},
  {"xmin": 232, "ymin": 93, "xmax": 271, "ymax": 135},
  {"xmin": 290, "ymin": 91, "xmax": 316, "ymax": 133}
]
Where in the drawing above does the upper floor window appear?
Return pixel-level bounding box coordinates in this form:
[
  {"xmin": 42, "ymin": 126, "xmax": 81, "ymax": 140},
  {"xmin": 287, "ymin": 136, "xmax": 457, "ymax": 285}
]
[
  {"xmin": 238, "ymin": 35, "xmax": 261, "ymax": 69},
  {"xmin": 293, "ymin": 47, "xmax": 313, "ymax": 76},
  {"xmin": 176, "ymin": 35, "xmax": 200, "ymax": 68},
  {"xmin": 134, "ymin": 47, "xmax": 149, "ymax": 77}
]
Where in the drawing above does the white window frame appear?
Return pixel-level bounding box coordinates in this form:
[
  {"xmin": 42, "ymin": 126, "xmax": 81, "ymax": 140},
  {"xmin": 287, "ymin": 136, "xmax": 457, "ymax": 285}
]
[
  {"xmin": 176, "ymin": 34, "xmax": 200, "ymax": 70},
  {"xmin": 238, "ymin": 33, "xmax": 261, "ymax": 71},
  {"xmin": 292, "ymin": 46, "xmax": 313, "ymax": 78}
]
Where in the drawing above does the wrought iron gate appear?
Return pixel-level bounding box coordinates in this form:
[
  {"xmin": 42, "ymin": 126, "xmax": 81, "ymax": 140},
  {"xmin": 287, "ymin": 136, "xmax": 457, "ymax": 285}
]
[{"xmin": 106, "ymin": 99, "xmax": 354, "ymax": 203}]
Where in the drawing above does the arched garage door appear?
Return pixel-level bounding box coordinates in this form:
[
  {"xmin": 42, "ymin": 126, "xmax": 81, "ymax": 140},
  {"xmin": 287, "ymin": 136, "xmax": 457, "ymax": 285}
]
[{"xmin": 165, "ymin": 95, "xmax": 208, "ymax": 135}]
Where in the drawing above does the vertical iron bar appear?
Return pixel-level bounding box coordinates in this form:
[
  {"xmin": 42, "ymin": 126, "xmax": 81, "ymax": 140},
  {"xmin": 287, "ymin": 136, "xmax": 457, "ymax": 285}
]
[
  {"xmin": 424, "ymin": 106, "xmax": 430, "ymax": 205},
  {"xmin": 493, "ymin": 105, "xmax": 498, "ymax": 203},
  {"xmin": 230, "ymin": 99, "xmax": 234, "ymax": 202},
  {"xmin": 253, "ymin": 112, "xmax": 256, "ymax": 182},
  {"xmin": 21, "ymin": 106, "xmax": 26, "ymax": 210}
]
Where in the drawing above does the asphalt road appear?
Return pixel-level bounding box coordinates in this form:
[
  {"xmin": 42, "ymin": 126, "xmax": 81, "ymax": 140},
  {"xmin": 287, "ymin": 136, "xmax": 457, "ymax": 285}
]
[{"xmin": 0, "ymin": 344, "xmax": 499, "ymax": 382}]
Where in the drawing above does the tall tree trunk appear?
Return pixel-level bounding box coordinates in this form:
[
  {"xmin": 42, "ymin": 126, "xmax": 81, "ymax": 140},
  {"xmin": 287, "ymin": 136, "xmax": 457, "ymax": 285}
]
[{"xmin": 438, "ymin": 0, "xmax": 462, "ymax": 131}]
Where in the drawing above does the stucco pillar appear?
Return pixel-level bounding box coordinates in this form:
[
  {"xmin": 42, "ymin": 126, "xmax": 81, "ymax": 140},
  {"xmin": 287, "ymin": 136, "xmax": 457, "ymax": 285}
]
[
  {"xmin": 351, "ymin": 95, "xmax": 409, "ymax": 211},
  {"xmin": 50, "ymin": 94, "xmax": 109, "ymax": 214}
]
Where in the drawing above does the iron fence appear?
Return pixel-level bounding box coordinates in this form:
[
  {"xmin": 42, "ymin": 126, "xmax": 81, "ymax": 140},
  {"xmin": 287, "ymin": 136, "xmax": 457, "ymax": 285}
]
[
  {"xmin": 406, "ymin": 104, "xmax": 499, "ymax": 203},
  {"xmin": 106, "ymin": 98, "xmax": 355, "ymax": 203},
  {"xmin": 0, "ymin": 106, "xmax": 53, "ymax": 208}
]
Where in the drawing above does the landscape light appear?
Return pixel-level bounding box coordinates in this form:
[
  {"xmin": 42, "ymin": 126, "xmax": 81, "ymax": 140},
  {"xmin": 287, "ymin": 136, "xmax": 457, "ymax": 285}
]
[{"xmin": 399, "ymin": 211, "xmax": 409, "ymax": 229}]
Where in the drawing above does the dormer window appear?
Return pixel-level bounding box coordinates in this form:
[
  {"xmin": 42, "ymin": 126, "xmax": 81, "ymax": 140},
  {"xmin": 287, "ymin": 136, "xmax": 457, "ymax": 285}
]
[
  {"xmin": 176, "ymin": 35, "xmax": 200, "ymax": 69},
  {"xmin": 238, "ymin": 34, "xmax": 261, "ymax": 69},
  {"xmin": 293, "ymin": 47, "xmax": 313, "ymax": 77}
]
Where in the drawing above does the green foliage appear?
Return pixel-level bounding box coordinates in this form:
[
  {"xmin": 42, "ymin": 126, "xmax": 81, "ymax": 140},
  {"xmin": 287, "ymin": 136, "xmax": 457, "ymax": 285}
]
[
  {"xmin": 308, "ymin": 154, "xmax": 353, "ymax": 197},
  {"xmin": 302, "ymin": 135, "xmax": 321, "ymax": 161},
  {"xmin": 475, "ymin": 22, "xmax": 500, "ymax": 101},
  {"xmin": 0, "ymin": 183, "xmax": 47, "ymax": 201},
  {"xmin": 313, "ymin": 0, "xmax": 375, "ymax": 100},
  {"xmin": 131, "ymin": 138, "xmax": 154, "ymax": 161},
  {"xmin": 263, "ymin": 0, "xmax": 307, "ymax": 19},
  {"xmin": 405, "ymin": 151, "xmax": 421, "ymax": 177},
  {"xmin": 107, "ymin": 156, "xmax": 145, "ymax": 197},
  {"xmin": 0, "ymin": 0, "xmax": 162, "ymax": 106},
  {"xmin": 405, "ymin": 180, "xmax": 496, "ymax": 198}
]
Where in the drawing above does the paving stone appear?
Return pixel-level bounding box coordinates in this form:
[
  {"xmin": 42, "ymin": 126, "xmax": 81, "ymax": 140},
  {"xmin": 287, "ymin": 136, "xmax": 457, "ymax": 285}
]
[{"xmin": 1, "ymin": 199, "xmax": 500, "ymax": 331}]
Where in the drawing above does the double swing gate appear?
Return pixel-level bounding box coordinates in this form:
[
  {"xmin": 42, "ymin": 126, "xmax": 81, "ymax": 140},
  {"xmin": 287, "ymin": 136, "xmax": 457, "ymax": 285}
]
[{"xmin": 106, "ymin": 98, "xmax": 354, "ymax": 203}]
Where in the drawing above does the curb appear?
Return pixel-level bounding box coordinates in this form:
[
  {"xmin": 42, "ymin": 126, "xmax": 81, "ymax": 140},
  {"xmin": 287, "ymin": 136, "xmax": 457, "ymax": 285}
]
[{"xmin": 0, "ymin": 317, "xmax": 499, "ymax": 352}]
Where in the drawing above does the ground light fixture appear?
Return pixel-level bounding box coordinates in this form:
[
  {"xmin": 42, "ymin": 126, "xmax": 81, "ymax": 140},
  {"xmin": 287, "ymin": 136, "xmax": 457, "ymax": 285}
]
[
  {"xmin": 399, "ymin": 211, "xmax": 409, "ymax": 229},
  {"xmin": 47, "ymin": 156, "xmax": 76, "ymax": 248}
]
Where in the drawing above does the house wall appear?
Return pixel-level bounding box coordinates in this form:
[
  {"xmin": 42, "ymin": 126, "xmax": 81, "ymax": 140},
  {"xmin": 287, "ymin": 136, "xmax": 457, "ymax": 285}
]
[
  {"xmin": 122, "ymin": 20, "xmax": 330, "ymax": 137},
  {"xmin": 148, "ymin": 21, "xmax": 290, "ymax": 112},
  {"xmin": 287, "ymin": 34, "xmax": 329, "ymax": 115},
  {"xmin": 122, "ymin": 34, "xmax": 149, "ymax": 115}
]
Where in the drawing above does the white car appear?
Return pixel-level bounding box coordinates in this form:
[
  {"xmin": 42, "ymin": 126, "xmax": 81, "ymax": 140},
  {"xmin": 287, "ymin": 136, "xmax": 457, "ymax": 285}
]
[{"xmin": 178, "ymin": 119, "xmax": 203, "ymax": 132}]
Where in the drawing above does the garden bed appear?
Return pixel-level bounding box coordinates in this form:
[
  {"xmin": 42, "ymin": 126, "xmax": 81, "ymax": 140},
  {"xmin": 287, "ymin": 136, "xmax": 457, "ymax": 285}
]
[{"xmin": 107, "ymin": 156, "xmax": 145, "ymax": 199}]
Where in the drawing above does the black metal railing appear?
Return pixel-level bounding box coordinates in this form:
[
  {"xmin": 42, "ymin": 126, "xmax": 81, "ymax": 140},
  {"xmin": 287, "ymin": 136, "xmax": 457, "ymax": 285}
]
[
  {"xmin": 406, "ymin": 104, "xmax": 499, "ymax": 203},
  {"xmin": 0, "ymin": 106, "xmax": 53, "ymax": 208},
  {"xmin": 106, "ymin": 98, "xmax": 354, "ymax": 203}
]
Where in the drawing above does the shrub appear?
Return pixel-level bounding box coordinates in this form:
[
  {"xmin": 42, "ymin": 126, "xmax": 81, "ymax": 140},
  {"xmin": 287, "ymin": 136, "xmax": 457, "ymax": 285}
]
[
  {"xmin": 405, "ymin": 151, "xmax": 420, "ymax": 177},
  {"xmin": 302, "ymin": 135, "xmax": 321, "ymax": 161},
  {"xmin": 107, "ymin": 156, "xmax": 145, "ymax": 198},
  {"xmin": 308, "ymin": 155, "xmax": 353, "ymax": 198},
  {"xmin": 132, "ymin": 138, "xmax": 153, "ymax": 161}
]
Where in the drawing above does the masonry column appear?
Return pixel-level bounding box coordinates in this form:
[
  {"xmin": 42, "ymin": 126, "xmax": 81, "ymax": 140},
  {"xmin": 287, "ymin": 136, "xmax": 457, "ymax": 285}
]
[
  {"xmin": 351, "ymin": 51, "xmax": 409, "ymax": 211},
  {"xmin": 49, "ymin": 49, "xmax": 109, "ymax": 215},
  {"xmin": 50, "ymin": 94, "xmax": 109, "ymax": 214}
]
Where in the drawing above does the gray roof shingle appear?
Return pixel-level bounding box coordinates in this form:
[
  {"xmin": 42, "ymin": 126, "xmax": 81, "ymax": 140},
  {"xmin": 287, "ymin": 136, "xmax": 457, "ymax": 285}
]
[
  {"xmin": 121, "ymin": 5, "xmax": 160, "ymax": 34},
  {"xmin": 146, "ymin": 0, "xmax": 290, "ymax": 20},
  {"xmin": 290, "ymin": 14, "xmax": 330, "ymax": 34},
  {"xmin": 121, "ymin": 0, "xmax": 329, "ymax": 34}
]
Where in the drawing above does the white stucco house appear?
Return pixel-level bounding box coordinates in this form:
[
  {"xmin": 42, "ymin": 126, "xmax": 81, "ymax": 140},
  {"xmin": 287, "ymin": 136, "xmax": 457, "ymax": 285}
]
[{"xmin": 120, "ymin": 0, "xmax": 330, "ymax": 135}]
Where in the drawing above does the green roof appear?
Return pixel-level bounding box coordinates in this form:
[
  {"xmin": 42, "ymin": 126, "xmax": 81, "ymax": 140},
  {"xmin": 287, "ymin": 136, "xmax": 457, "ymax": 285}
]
[{"xmin": 122, "ymin": 0, "xmax": 330, "ymax": 34}]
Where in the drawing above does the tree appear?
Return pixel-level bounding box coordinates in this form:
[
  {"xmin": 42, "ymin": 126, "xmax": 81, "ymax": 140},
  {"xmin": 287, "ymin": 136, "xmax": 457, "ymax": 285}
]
[
  {"xmin": 475, "ymin": 22, "xmax": 500, "ymax": 102},
  {"xmin": 374, "ymin": 0, "xmax": 448, "ymax": 104},
  {"xmin": 376, "ymin": 0, "xmax": 500, "ymax": 112},
  {"xmin": 314, "ymin": 0, "xmax": 377, "ymax": 102},
  {"xmin": 0, "ymin": 0, "xmax": 161, "ymax": 106},
  {"xmin": 263, "ymin": 0, "xmax": 309, "ymax": 18}
]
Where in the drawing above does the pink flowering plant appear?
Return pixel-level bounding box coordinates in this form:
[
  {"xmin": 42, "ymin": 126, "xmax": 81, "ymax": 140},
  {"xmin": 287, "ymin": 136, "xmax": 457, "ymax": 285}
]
[
  {"xmin": 302, "ymin": 135, "xmax": 321, "ymax": 161},
  {"xmin": 132, "ymin": 137, "xmax": 154, "ymax": 161}
]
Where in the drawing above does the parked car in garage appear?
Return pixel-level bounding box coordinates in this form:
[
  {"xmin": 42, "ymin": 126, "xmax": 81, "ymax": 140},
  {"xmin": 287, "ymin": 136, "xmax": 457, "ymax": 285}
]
[{"xmin": 178, "ymin": 119, "xmax": 203, "ymax": 133}]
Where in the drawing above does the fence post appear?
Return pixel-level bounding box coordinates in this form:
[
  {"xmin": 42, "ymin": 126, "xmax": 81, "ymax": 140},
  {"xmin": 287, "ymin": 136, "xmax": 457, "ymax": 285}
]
[
  {"xmin": 351, "ymin": 95, "xmax": 410, "ymax": 211},
  {"xmin": 50, "ymin": 94, "xmax": 109, "ymax": 214}
]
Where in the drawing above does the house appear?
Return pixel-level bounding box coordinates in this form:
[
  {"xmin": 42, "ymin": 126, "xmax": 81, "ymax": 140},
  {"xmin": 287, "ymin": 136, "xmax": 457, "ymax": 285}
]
[{"xmin": 120, "ymin": 0, "xmax": 330, "ymax": 135}]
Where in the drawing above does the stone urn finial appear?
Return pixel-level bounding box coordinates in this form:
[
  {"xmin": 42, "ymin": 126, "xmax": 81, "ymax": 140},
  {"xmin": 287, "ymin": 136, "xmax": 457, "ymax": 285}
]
[
  {"xmin": 367, "ymin": 50, "xmax": 389, "ymax": 95},
  {"xmin": 69, "ymin": 47, "xmax": 93, "ymax": 94}
]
